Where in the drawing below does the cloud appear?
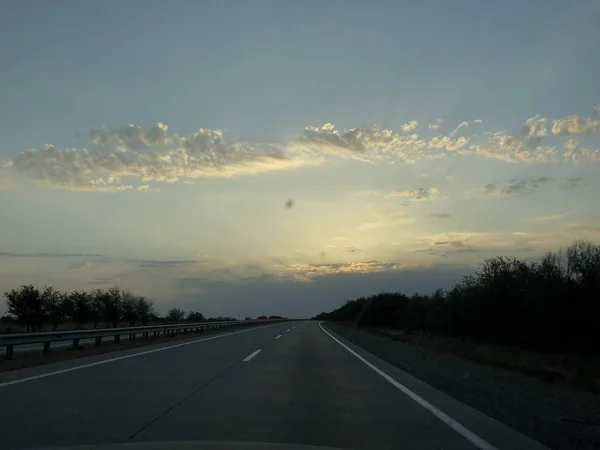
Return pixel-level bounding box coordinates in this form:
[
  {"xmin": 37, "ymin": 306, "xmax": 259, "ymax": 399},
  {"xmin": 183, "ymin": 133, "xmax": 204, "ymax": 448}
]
[
  {"xmin": 562, "ymin": 146, "xmax": 600, "ymax": 163},
  {"xmin": 522, "ymin": 115, "xmax": 547, "ymax": 145},
  {"xmin": 6, "ymin": 104, "xmax": 600, "ymax": 192},
  {"xmin": 87, "ymin": 277, "xmax": 115, "ymax": 286},
  {"xmin": 170, "ymin": 265, "xmax": 474, "ymax": 318},
  {"xmin": 428, "ymin": 213, "xmax": 452, "ymax": 219},
  {"xmin": 357, "ymin": 220, "xmax": 397, "ymax": 231},
  {"xmin": 273, "ymin": 260, "xmax": 407, "ymax": 281},
  {"xmin": 466, "ymin": 132, "xmax": 558, "ymax": 163},
  {"xmin": 91, "ymin": 123, "xmax": 172, "ymax": 150},
  {"xmin": 10, "ymin": 129, "xmax": 307, "ymax": 192},
  {"xmin": 434, "ymin": 240, "xmax": 466, "ymax": 247},
  {"xmin": 400, "ymin": 121, "xmax": 418, "ymax": 132},
  {"xmin": 0, "ymin": 179, "xmax": 11, "ymax": 190},
  {"xmin": 562, "ymin": 176, "xmax": 583, "ymax": 188},
  {"xmin": 137, "ymin": 259, "xmax": 199, "ymax": 268},
  {"xmin": 552, "ymin": 115, "xmax": 600, "ymax": 136},
  {"xmin": 521, "ymin": 212, "xmax": 571, "ymax": 223},
  {"xmin": 387, "ymin": 187, "xmax": 440, "ymax": 201},
  {"xmin": 428, "ymin": 135, "xmax": 469, "ymax": 151},
  {"xmin": 0, "ymin": 251, "xmax": 102, "ymax": 258},
  {"xmin": 473, "ymin": 119, "xmax": 483, "ymax": 124},
  {"xmin": 474, "ymin": 177, "xmax": 549, "ymax": 197},
  {"xmin": 428, "ymin": 119, "xmax": 444, "ymax": 130},
  {"xmin": 294, "ymin": 122, "xmax": 433, "ymax": 163}
]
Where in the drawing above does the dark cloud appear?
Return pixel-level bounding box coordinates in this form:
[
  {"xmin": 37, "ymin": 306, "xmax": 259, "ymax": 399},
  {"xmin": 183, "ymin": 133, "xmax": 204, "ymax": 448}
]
[
  {"xmin": 501, "ymin": 179, "xmax": 530, "ymax": 196},
  {"xmin": 428, "ymin": 213, "xmax": 452, "ymax": 219},
  {"xmin": 480, "ymin": 177, "xmax": 550, "ymax": 197},
  {"xmin": 0, "ymin": 251, "xmax": 101, "ymax": 258},
  {"xmin": 562, "ymin": 176, "xmax": 583, "ymax": 188},
  {"xmin": 172, "ymin": 265, "xmax": 473, "ymax": 318},
  {"xmin": 344, "ymin": 247, "xmax": 362, "ymax": 253},
  {"xmin": 434, "ymin": 240, "xmax": 465, "ymax": 247},
  {"xmin": 87, "ymin": 277, "xmax": 115, "ymax": 286},
  {"xmin": 137, "ymin": 260, "xmax": 199, "ymax": 268}
]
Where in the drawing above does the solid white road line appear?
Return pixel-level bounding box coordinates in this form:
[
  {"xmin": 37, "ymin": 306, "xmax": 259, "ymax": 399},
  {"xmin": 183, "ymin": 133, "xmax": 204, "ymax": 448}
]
[
  {"xmin": 286, "ymin": 329, "xmax": 291, "ymax": 332},
  {"xmin": 275, "ymin": 335, "xmax": 282, "ymax": 339},
  {"xmin": 242, "ymin": 349, "xmax": 262, "ymax": 362},
  {"xmin": 319, "ymin": 322, "xmax": 497, "ymax": 450},
  {"xmin": 0, "ymin": 323, "xmax": 280, "ymax": 389}
]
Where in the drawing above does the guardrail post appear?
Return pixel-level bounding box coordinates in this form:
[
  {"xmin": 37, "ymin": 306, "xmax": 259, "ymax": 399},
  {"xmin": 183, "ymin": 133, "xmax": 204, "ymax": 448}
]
[
  {"xmin": 72, "ymin": 338, "xmax": 80, "ymax": 349},
  {"xmin": 5, "ymin": 344, "xmax": 14, "ymax": 359},
  {"xmin": 114, "ymin": 335, "xmax": 120, "ymax": 344},
  {"xmin": 95, "ymin": 337, "xmax": 101, "ymax": 346},
  {"xmin": 43, "ymin": 342, "xmax": 50, "ymax": 354}
]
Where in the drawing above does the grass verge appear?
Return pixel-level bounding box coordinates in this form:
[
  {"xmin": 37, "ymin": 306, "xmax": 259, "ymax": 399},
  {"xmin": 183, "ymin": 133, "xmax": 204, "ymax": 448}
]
[{"xmin": 371, "ymin": 326, "xmax": 600, "ymax": 393}]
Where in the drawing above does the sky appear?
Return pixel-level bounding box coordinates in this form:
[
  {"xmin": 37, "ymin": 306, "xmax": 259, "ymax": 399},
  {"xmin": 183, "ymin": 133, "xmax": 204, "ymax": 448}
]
[{"xmin": 1, "ymin": 0, "xmax": 600, "ymax": 318}]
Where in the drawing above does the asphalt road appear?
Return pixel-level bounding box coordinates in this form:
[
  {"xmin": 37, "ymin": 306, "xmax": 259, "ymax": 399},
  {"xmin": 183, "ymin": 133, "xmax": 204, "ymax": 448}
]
[{"xmin": 0, "ymin": 321, "xmax": 547, "ymax": 450}]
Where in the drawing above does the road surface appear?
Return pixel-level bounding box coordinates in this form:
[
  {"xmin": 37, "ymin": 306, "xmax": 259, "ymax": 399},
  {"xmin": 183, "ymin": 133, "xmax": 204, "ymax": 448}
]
[{"xmin": 0, "ymin": 321, "xmax": 547, "ymax": 450}]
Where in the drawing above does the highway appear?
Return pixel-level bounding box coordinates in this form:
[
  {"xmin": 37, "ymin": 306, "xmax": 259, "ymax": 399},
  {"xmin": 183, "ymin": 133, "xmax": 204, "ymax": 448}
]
[{"xmin": 0, "ymin": 321, "xmax": 547, "ymax": 450}]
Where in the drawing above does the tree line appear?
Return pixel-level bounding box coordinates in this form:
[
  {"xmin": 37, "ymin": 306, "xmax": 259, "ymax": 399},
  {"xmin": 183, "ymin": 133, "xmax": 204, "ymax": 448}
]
[
  {"xmin": 314, "ymin": 239, "xmax": 600, "ymax": 355},
  {"xmin": 1, "ymin": 285, "xmax": 252, "ymax": 333}
]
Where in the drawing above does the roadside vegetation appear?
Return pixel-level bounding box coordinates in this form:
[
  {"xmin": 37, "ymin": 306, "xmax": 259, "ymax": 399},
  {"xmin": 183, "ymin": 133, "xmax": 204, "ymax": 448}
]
[
  {"xmin": 314, "ymin": 239, "xmax": 600, "ymax": 391},
  {"xmin": 0, "ymin": 285, "xmax": 282, "ymax": 333}
]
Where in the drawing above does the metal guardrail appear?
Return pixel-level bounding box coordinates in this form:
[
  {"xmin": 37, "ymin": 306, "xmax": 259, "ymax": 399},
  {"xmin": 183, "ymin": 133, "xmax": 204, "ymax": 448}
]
[{"xmin": 0, "ymin": 319, "xmax": 283, "ymax": 359}]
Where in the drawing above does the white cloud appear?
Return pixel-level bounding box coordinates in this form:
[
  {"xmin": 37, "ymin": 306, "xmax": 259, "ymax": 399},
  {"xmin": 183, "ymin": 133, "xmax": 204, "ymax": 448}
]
[
  {"xmin": 10, "ymin": 129, "xmax": 308, "ymax": 192},
  {"xmin": 428, "ymin": 119, "xmax": 444, "ymax": 130},
  {"xmin": 466, "ymin": 132, "xmax": 558, "ymax": 163},
  {"xmin": 522, "ymin": 115, "xmax": 547, "ymax": 144},
  {"xmin": 428, "ymin": 135, "xmax": 469, "ymax": 151},
  {"xmin": 563, "ymin": 139, "xmax": 580, "ymax": 151},
  {"xmin": 449, "ymin": 121, "xmax": 469, "ymax": 138},
  {"xmin": 473, "ymin": 119, "xmax": 483, "ymax": 124},
  {"xmin": 552, "ymin": 114, "xmax": 600, "ymax": 136},
  {"xmin": 274, "ymin": 261, "xmax": 407, "ymax": 281},
  {"xmin": 6, "ymin": 105, "xmax": 600, "ymax": 192},
  {"xmin": 400, "ymin": 120, "xmax": 418, "ymax": 132}
]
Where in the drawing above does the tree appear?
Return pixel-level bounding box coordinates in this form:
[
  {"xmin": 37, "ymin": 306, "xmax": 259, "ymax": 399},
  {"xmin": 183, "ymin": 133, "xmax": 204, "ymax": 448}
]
[
  {"xmin": 4, "ymin": 285, "xmax": 43, "ymax": 332},
  {"xmin": 314, "ymin": 240, "xmax": 600, "ymax": 355},
  {"xmin": 41, "ymin": 286, "xmax": 65, "ymax": 331},
  {"xmin": 186, "ymin": 311, "xmax": 205, "ymax": 322},
  {"xmin": 89, "ymin": 290, "xmax": 105, "ymax": 329},
  {"xmin": 166, "ymin": 308, "xmax": 185, "ymax": 323},
  {"xmin": 135, "ymin": 296, "xmax": 155, "ymax": 325},
  {"xmin": 121, "ymin": 290, "xmax": 138, "ymax": 326},
  {"xmin": 98, "ymin": 286, "xmax": 123, "ymax": 327},
  {"xmin": 67, "ymin": 291, "xmax": 91, "ymax": 329}
]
